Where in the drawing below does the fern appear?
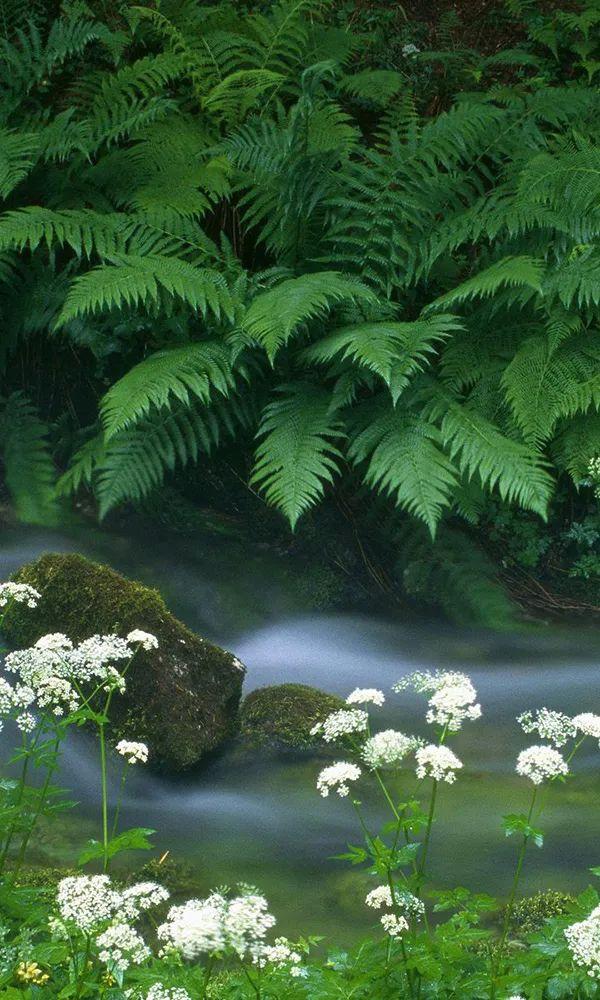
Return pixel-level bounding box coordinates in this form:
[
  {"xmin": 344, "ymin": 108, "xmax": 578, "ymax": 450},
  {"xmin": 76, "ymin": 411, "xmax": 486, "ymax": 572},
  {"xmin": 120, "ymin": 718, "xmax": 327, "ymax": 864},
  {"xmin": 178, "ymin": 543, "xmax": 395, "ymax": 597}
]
[
  {"xmin": 348, "ymin": 405, "xmax": 459, "ymax": 537},
  {"xmin": 100, "ymin": 342, "xmax": 235, "ymax": 439},
  {"xmin": 0, "ymin": 392, "xmax": 58, "ymax": 524},
  {"xmin": 303, "ymin": 314, "xmax": 461, "ymax": 403},
  {"xmin": 251, "ymin": 383, "xmax": 343, "ymax": 529},
  {"xmin": 241, "ymin": 272, "xmax": 376, "ymax": 361},
  {"xmin": 56, "ymin": 255, "xmax": 235, "ymax": 326},
  {"xmin": 439, "ymin": 403, "xmax": 553, "ymax": 518}
]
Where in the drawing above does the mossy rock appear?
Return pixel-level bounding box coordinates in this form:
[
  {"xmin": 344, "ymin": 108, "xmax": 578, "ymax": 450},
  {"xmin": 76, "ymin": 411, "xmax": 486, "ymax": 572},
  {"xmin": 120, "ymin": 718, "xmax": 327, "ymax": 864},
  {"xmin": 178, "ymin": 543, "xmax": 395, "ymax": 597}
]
[
  {"xmin": 507, "ymin": 890, "xmax": 576, "ymax": 935},
  {"xmin": 3, "ymin": 553, "xmax": 245, "ymax": 772},
  {"xmin": 240, "ymin": 683, "xmax": 344, "ymax": 750}
]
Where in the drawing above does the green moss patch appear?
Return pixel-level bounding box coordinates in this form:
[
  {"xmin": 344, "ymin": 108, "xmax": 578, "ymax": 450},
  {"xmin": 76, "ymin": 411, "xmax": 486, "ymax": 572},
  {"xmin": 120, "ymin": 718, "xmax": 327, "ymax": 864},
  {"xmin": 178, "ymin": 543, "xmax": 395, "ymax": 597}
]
[
  {"xmin": 3, "ymin": 553, "xmax": 245, "ymax": 772},
  {"xmin": 240, "ymin": 683, "xmax": 344, "ymax": 750}
]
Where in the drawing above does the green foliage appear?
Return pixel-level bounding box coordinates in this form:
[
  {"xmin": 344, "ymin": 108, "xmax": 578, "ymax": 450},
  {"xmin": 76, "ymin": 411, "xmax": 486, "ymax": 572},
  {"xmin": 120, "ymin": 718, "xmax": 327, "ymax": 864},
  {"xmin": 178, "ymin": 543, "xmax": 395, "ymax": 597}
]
[
  {"xmin": 0, "ymin": 0, "xmax": 599, "ymax": 623},
  {"xmin": 0, "ymin": 393, "xmax": 58, "ymax": 525}
]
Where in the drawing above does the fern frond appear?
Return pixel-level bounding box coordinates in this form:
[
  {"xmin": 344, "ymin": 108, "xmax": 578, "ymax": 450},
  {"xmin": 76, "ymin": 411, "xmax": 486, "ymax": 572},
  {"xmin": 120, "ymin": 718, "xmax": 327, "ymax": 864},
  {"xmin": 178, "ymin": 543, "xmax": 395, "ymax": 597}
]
[
  {"xmin": 440, "ymin": 403, "xmax": 553, "ymax": 517},
  {"xmin": 0, "ymin": 129, "xmax": 39, "ymax": 198},
  {"xmin": 348, "ymin": 406, "xmax": 458, "ymax": 537},
  {"xmin": 56, "ymin": 254, "xmax": 235, "ymax": 326},
  {"xmin": 96, "ymin": 397, "xmax": 255, "ymax": 518},
  {"xmin": 302, "ymin": 314, "xmax": 461, "ymax": 402},
  {"xmin": 100, "ymin": 342, "xmax": 234, "ymax": 440},
  {"xmin": 251, "ymin": 383, "xmax": 343, "ymax": 529},
  {"xmin": 242, "ymin": 272, "xmax": 376, "ymax": 361},
  {"xmin": 0, "ymin": 392, "xmax": 58, "ymax": 524},
  {"xmin": 552, "ymin": 414, "xmax": 600, "ymax": 482},
  {"xmin": 427, "ymin": 256, "xmax": 545, "ymax": 311}
]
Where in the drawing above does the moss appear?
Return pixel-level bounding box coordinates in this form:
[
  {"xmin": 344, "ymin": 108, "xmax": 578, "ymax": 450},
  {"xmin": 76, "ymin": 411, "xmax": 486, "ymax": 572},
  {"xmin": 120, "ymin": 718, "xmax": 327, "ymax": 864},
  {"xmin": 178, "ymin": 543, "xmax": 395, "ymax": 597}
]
[
  {"xmin": 508, "ymin": 890, "xmax": 576, "ymax": 935},
  {"xmin": 2, "ymin": 553, "xmax": 245, "ymax": 772},
  {"xmin": 135, "ymin": 855, "xmax": 203, "ymax": 896},
  {"xmin": 9, "ymin": 865, "xmax": 78, "ymax": 896},
  {"xmin": 240, "ymin": 683, "xmax": 344, "ymax": 750}
]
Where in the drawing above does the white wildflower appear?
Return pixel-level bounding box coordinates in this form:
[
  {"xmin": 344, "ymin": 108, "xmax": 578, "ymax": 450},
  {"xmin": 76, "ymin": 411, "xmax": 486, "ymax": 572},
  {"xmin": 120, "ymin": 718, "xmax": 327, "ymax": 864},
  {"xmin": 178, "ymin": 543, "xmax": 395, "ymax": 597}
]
[
  {"xmin": 415, "ymin": 744, "xmax": 463, "ymax": 784},
  {"xmin": 565, "ymin": 905, "xmax": 600, "ymax": 978},
  {"xmin": 317, "ymin": 761, "xmax": 362, "ymax": 798},
  {"xmin": 143, "ymin": 988, "xmax": 192, "ymax": 1000},
  {"xmin": 516, "ymin": 745, "xmax": 569, "ymax": 785},
  {"xmin": 57, "ymin": 875, "xmax": 120, "ymax": 932},
  {"xmin": 310, "ymin": 708, "xmax": 368, "ymax": 742},
  {"xmin": 121, "ymin": 882, "xmax": 169, "ymax": 919},
  {"xmin": 380, "ymin": 913, "xmax": 409, "ymax": 937},
  {"xmin": 394, "ymin": 671, "xmax": 481, "ymax": 732},
  {"xmin": 35, "ymin": 633, "xmax": 73, "ymax": 651},
  {"xmin": 365, "ymin": 885, "xmax": 393, "ymax": 909},
  {"xmin": 224, "ymin": 893, "xmax": 277, "ymax": 958},
  {"xmin": 362, "ymin": 729, "xmax": 421, "ymax": 770},
  {"xmin": 16, "ymin": 712, "xmax": 36, "ymax": 733},
  {"xmin": 573, "ymin": 713, "xmax": 600, "ymax": 739},
  {"xmin": 346, "ymin": 688, "xmax": 385, "ymax": 707},
  {"xmin": 0, "ymin": 582, "xmax": 40, "ymax": 608},
  {"xmin": 96, "ymin": 922, "xmax": 150, "ymax": 972},
  {"xmin": 254, "ymin": 937, "xmax": 301, "ymax": 970},
  {"xmin": 127, "ymin": 630, "xmax": 159, "ymax": 651},
  {"xmin": 158, "ymin": 895, "xmax": 227, "ymax": 959},
  {"xmin": 365, "ymin": 884, "xmax": 423, "ymax": 918},
  {"xmin": 402, "ymin": 43, "xmax": 420, "ymax": 57},
  {"xmin": 518, "ymin": 708, "xmax": 576, "ymax": 748},
  {"xmin": 116, "ymin": 740, "xmax": 149, "ymax": 765}
]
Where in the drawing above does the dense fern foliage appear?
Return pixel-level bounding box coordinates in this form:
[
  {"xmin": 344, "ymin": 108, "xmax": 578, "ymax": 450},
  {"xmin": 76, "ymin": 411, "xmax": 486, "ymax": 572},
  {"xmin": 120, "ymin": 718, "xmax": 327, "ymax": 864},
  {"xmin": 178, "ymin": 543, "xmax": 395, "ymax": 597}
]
[{"xmin": 0, "ymin": 0, "xmax": 599, "ymax": 619}]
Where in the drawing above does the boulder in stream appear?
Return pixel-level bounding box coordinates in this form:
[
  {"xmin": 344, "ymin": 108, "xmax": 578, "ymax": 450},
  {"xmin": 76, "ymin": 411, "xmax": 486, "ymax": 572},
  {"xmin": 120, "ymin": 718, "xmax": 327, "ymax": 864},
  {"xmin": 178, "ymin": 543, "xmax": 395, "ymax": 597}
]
[
  {"xmin": 240, "ymin": 683, "xmax": 344, "ymax": 750},
  {"xmin": 2, "ymin": 553, "xmax": 245, "ymax": 772}
]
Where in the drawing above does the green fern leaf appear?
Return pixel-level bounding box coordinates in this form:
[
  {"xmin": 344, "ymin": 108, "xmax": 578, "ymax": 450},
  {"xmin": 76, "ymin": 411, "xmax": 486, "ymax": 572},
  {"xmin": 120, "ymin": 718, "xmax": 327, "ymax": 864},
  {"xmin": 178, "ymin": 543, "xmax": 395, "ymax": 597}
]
[
  {"xmin": 55, "ymin": 254, "xmax": 235, "ymax": 326},
  {"xmin": 242, "ymin": 272, "xmax": 376, "ymax": 361},
  {"xmin": 303, "ymin": 314, "xmax": 461, "ymax": 402},
  {"xmin": 428, "ymin": 256, "xmax": 545, "ymax": 312},
  {"xmin": 0, "ymin": 392, "xmax": 58, "ymax": 525},
  {"xmin": 348, "ymin": 407, "xmax": 458, "ymax": 537},
  {"xmin": 100, "ymin": 342, "xmax": 234, "ymax": 440},
  {"xmin": 251, "ymin": 383, "xmax": 343, "ymax": 529},
  {"xmin": 440, "ymin": 403, "xmax": 553, "ymax": 517}
]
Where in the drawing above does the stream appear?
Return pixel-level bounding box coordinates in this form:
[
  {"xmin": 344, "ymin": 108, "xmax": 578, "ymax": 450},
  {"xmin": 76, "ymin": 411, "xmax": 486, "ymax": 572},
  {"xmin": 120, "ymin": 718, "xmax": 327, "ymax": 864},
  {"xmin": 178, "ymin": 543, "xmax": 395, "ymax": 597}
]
[{"xmin": 1, "ymin": 522, "xmax": 599, "ymax": 942}]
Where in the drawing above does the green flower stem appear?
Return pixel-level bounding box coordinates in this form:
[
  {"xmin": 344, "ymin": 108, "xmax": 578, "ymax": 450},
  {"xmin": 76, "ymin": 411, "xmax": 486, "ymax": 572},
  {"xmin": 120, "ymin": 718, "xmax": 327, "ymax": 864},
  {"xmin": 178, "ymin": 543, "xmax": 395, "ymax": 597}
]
[
  {"xmin": 12, "ymin": 733, "xmax": 61, "ymax": 875},
  {"xmin": 110, "ymin": 763, "xmax": 129, "ymax": 840},
  {"xmin": 490, "ymin": 784, "xmax": 538, "ymax": 998},
  {"xmin": 417, "ymin": 778, "xmax": 438, "ymax": 886}
]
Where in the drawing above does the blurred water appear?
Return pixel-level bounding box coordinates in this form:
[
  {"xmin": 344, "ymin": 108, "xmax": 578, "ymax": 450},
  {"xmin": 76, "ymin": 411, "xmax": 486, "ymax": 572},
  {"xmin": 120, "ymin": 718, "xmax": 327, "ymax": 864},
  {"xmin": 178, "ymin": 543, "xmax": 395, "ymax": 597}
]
[{"xmin": 1, "ymin": 523, "xmax": 599, "ymax": 940}]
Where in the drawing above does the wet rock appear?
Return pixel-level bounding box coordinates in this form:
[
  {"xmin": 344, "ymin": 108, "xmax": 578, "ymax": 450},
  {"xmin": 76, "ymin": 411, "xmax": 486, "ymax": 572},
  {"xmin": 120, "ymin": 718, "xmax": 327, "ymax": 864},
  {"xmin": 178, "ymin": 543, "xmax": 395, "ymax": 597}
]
[
  {"xmin": 2, "ymin": 553, "xmax": 245, "ymax": 772},
  {"xmin": 240, "ymin": 683, "xmax": 344, "ymax": 750}
]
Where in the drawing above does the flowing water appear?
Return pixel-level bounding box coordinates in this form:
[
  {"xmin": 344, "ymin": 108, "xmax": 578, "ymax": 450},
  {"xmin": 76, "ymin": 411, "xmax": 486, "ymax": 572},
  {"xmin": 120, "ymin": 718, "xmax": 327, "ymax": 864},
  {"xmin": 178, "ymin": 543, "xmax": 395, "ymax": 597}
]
[{"xmin": 1, "ymin": 522, "xmax": 599, "ymax": 941}]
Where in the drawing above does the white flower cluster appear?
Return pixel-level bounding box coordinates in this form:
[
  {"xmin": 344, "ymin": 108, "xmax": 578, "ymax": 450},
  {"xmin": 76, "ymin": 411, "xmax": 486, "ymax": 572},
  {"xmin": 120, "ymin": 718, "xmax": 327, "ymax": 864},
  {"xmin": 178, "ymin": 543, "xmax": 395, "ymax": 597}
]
[
  {"xmin": 0, "ymin": 582, "xmax": 40, "ymax": 608},
  {"xmin": 96, "ymin": 922, "xmax": 150, "ymax": 972},
  {"xmin": 402, "ymin": 43, "xmax": 420, "ymax": 56},
  {"xmin": 127, "ymin": 629, "xmax": 159, "ymax": 650},
  {"xmin": 142, "ymin": 988, "xmax": 192, "ymax": 1000},
  {"xmin": 565, "ymin": 904, "xmax": 600, "ymax": 978},
  {"xmin": 573, "ymin": 713, "xmax": 600, "ymax": 739},
  {"xmin": 116, "ymin": 740, "xmax": 149, "ymax": 765},
  {"xmin": 415, "ymin": 744, "xmax": 463, "ymax": 784},
  {"xmin": 380, "ymin": 913, "xmax": 409, "ymax": 937},
  {"xmin": 361, "ymin": 729, "xmax": 422, "ymax": 770},
  {"xmin": 4, "ymin": 629, "xmax": 154, "ymax": 718},
  {"xmin": 310, "ymin": 708, "xmax": 368, "ymax": 743},
  {"xmin": 158, "ymin": 890, "xmax": 276, "ymax": 961},
  {"xmin": 254, "ymin": 936, "xmax": 302, "ymax": 972},
  {"xmin": 365, "ymin": 885, "xmax": 424, "ymax": 919},
  {"xmin": 55, "ymin": 874, "xmax": 168, "ymax": 937},
  {"xmin": 394, "ymin": 671, "xmax": 481, "ymax": 732},
  {"xmin": 517, "ymin": 708, "xmax": 576, "ymax": 748},
  {"xmin": 317, "ymin": 761, "xmax": 361, "ymax": 798},
  {"xmin": 0, "ymin": 675, "xmax": 37, "ymax": 734},
  {"xmin": 346, "ymin": 688, "xmax": 385, "ymax": 707},
  {"xmin": 515, "ymin": 745, "xmax": 569, "ymax": 785}
]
